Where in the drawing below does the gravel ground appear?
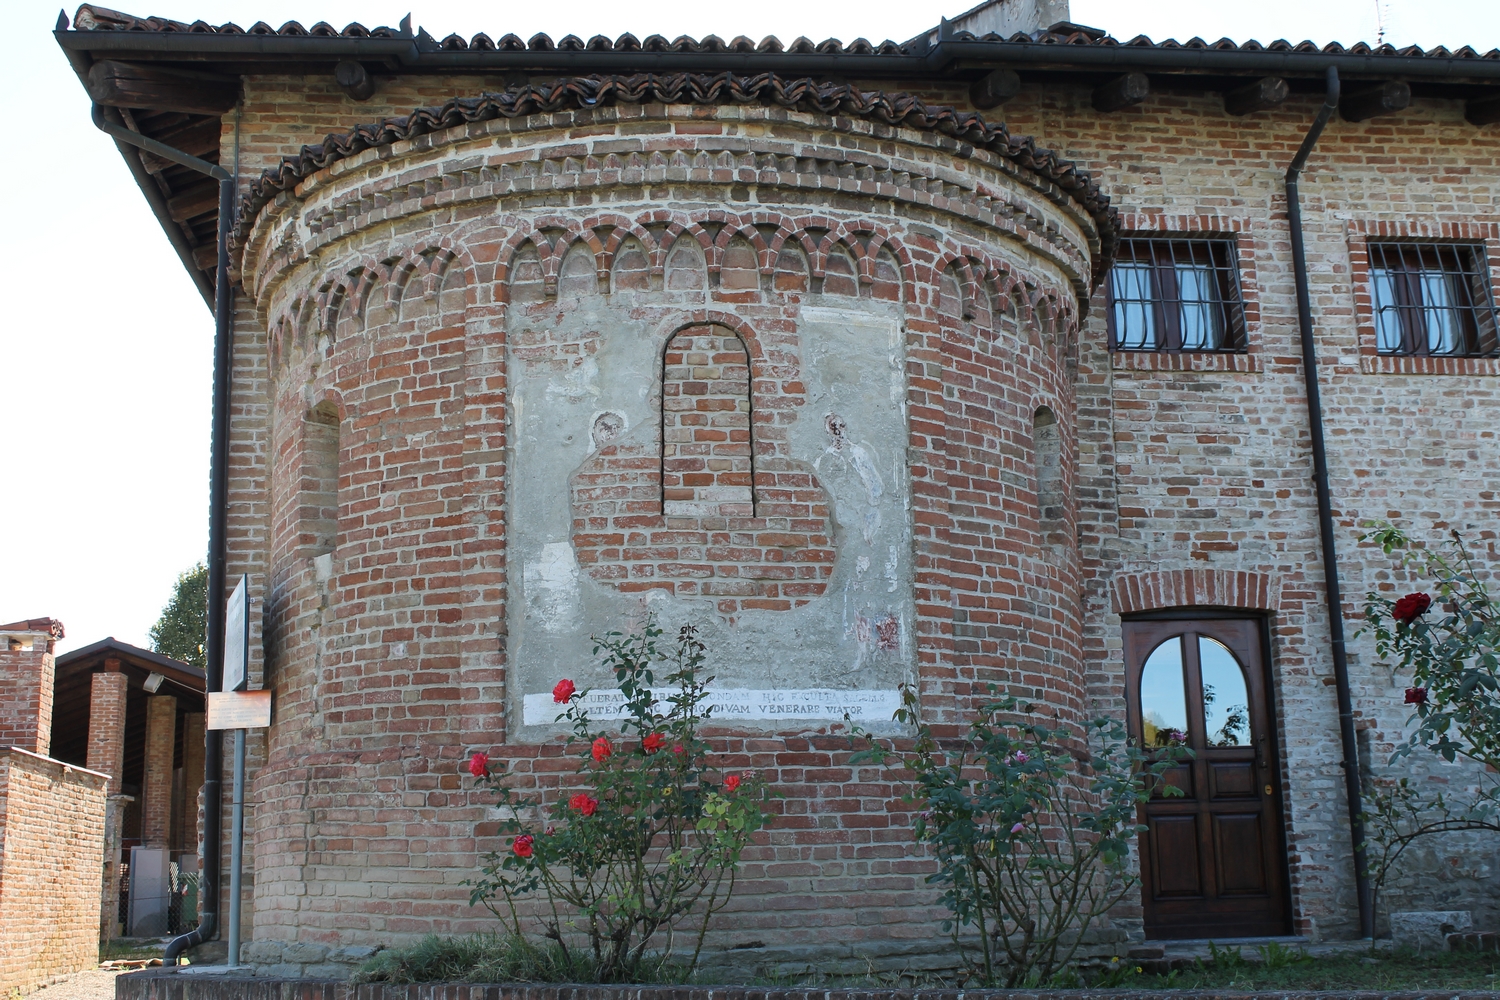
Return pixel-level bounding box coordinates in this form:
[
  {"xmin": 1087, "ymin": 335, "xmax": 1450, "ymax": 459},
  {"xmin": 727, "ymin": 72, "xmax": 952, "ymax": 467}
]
[{"xmin": 25, "ymin": 969, "xmax": 123, "ymax": 1000}]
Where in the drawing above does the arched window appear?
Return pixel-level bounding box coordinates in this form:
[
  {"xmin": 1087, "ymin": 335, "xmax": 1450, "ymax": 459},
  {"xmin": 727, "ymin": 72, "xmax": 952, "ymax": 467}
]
[
  {"xmin": 661, "ymin": 325, "xmax": 754, "ymax": 517},
  {"xmin": 303, "ymin": 400, "xmax": 339, "ymax": 558}
]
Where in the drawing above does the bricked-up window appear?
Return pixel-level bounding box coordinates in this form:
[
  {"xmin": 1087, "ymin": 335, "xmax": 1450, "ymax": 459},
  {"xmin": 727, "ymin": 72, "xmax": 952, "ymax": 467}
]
[
  {"xmin": 661, "ymin": 326, "xmax": 754, "ymax": 517},
  {"xmin": 304, "ymin": 401, "xmax": 339, "ymax": 557},
  {"xmin": 1369, "ymin": 243, "xmax": 1499, "ymax": 357},
  {"xmin": 1107, "ymin": 238, "xmax": 1247, "ymax": 352}
]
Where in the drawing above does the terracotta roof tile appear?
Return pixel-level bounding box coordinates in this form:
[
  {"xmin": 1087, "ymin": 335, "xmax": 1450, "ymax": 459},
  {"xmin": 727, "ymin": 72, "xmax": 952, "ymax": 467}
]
[{"xmin": 70, "ymin": 4, "xmax": 1500, "ymax": 60}]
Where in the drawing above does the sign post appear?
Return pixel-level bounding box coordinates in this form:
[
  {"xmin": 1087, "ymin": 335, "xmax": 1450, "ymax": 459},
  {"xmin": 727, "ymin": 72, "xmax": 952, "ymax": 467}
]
[{"xmin": 206, "ymin": 576, "xmax": 262, "ymax": 969}]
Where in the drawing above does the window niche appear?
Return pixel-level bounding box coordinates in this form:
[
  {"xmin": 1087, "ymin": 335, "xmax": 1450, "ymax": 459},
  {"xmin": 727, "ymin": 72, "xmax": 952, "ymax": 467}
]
[
  {"xmin": 302, "ymin": 400, "xmax": 340, "ymax": 561},
  {"xmin": 661, "ymin": 324, "xmax": 755, "ymax": 518},
  {"xmin": 1033, "ymin": 406, "xmax": 1064, "ymax": 538}
]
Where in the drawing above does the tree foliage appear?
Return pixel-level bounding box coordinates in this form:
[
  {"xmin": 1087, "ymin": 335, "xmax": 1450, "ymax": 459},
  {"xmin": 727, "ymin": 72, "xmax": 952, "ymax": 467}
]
[{"xmin": 149, "ymin": 562, "xmax": 207, "ymax": 670}]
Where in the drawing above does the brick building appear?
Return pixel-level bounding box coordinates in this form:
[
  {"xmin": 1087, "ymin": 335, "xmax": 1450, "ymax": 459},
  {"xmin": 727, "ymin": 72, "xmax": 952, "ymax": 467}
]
[{"xmin": 58, "ymin": 0, "xmax": 1500, "ymax": 974}]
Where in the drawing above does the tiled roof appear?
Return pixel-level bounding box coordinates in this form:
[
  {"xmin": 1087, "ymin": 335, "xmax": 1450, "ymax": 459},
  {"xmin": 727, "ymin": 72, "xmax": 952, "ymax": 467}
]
[
  {"xmin": 232, "ymin": 71, "xmax": 1120, "ymax": 282},
  {"xmin": 74, "ymin": 5, "xmax": 405, "ymax": 38},
  {"xmin": 72, "ymin": 5, "xmax": 1500, "ymax": 62}
]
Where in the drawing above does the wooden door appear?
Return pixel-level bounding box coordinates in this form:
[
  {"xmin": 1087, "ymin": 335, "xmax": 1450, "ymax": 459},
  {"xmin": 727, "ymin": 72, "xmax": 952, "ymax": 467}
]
[{"xmin": 1124, "ymin": 617, "xmax": 1290, "ymax": 939}]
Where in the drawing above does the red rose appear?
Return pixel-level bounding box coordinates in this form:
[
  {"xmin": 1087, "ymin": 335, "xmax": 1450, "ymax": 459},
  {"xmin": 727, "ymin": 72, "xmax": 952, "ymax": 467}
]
[
  {"xmin": 1405, "ymin": 686, "xmax": 1428, "ymax": 705},
  {"xmin": 723, "ymin": 774, "xmax": 741, "ymax": 792},
  {"xmin": 468, "ymin": 752, "xmax": 490, "ymax": 778},
  {"xmin": 1394, "ymin": 593, "xmax": 1432, "ymax": 625},
  {"xmin": 672, "ymin": 744, "xmax": 686, "ymax": 756},
  {"xmin": 642, "ymin": 733, "xmax": 666, "ymax": 755},
  {"xmin": 592, "ymin": 737, "xmax": 613, "ymax": 763},
  {"xmin": 512, "ymin": 834, "xmax": 534, "ymax": 858},
  {"xmin": 570, "ymin": 793, "xmax": 598, "ymax": 817},
  {"xmin": 553, "ymin": 679, "xmax": 577, "ymax": 703}
]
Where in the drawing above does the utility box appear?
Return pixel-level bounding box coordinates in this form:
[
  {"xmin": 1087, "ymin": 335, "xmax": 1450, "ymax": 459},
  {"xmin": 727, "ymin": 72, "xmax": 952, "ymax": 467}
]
[{"xmin": 127, "ymin": 847, "xmax": 169, "ymax": 937}]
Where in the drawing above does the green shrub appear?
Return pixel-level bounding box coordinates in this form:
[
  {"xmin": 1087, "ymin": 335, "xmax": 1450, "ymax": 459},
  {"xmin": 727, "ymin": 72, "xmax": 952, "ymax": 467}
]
[
  {"xmin": 353, "ymin": 933, "xmax": 592, "ymax": 984},
  {"xmin": 465, "ymin": 618, "xmax": 775, "ymax": 982},
  {"xmin": 851, "ymin": 685, "xmax": 1188, "ymax": 986}
]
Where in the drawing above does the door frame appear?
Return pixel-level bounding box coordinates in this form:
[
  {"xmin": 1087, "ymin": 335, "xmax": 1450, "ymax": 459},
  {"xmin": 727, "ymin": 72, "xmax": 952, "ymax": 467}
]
[{"xmin": 1121, "ymin": 608, "xmax": 1293, "ymax": 939}]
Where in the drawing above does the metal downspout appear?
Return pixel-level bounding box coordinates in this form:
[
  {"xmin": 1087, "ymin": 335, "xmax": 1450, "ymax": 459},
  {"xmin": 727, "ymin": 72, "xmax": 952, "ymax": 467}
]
[
  {"xmin": 1284, "ymin": 67, "xmax": 1375, "ymax": 939},
  {"xmin": 89, "ymin": 106, "xmax": 234, "ymax": 963}
]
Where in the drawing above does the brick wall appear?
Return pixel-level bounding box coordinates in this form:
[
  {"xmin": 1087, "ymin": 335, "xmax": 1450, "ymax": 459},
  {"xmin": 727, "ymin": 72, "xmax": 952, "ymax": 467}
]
[
  {"xmin": 0, "ymin": 748, "xmax": 109, "ymax": 995},
  {"xmin": 207, "ymin": 67, "xmax": 1500, "ymax": 968},
  {"xmin": 0, "ymin": 629, "xmax": 58, "ymax": 755},
  {"xmin": 989, "ymin": 85, "xmax": 1500, "ymax": 937},
  {"xmin": 569, "ymin": 320, "xmax": 838, "ymax": 614},
  {"xmin": 229, "ymin": 90, "xmax": 1086, "ymax": 970}
]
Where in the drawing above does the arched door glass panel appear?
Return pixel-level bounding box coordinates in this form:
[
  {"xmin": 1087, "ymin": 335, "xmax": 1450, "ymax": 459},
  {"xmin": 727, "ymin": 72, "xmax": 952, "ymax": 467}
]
[
  {"xmin": 1139, "ymin": 637, "xmax": 1189, "ymax": 747},
  {"xmin": 1199, "ymin": 636, "xmax": 1250, "ymax": 747}
]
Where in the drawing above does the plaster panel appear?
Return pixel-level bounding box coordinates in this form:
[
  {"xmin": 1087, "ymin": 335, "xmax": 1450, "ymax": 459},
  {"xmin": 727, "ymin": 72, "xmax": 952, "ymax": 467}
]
[{"xmin": 506, "ymin": 290, "xmax": 914, "ymax": 733}]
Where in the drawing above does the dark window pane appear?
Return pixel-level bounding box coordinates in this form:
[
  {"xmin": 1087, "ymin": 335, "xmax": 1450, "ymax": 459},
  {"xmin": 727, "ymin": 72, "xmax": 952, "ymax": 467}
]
[
  {"xmin": 1368, "ymin": 243, "xmax": 1498, "ymax": 358},
  {"xmin": 1107, "ymin": 237, "xmax": 1245, "ymax": 353}
]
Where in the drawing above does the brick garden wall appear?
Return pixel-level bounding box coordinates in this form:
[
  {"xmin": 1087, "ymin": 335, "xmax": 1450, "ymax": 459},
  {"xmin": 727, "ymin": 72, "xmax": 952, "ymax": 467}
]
[{"xmin": 0, "ymin": 748, "xmax": 109, "ymax": 996}]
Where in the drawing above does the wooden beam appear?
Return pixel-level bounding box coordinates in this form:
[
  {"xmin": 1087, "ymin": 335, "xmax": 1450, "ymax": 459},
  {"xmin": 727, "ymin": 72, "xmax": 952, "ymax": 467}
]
[
  {"xmin": 166, "ymin": 182, "xmax": 220, "ymax": 223},
  {"xmin": 87, "ymin": 60, "xmax": 238, "ymax": 115},
  {"xmin": 1466, "ymin": 94, "xmax": 1500, "ymax": 127},
  {"xmin": 1092, "ymin": 73, "xmax": 1150, "ymax": 113},
  {"xmin": 969, "ymin": 69, "xmax": 1021, "ymax": 111},
  {"xmin": 335, "ymin": 60, "xmax": 375, "ymax": 101},
  {"xmin": 139, "ymin": 120, "xmax": 224, "ymax": 174},
  {"xmin": 192, "ymin": 242, "xmax": 219, "ymax": 272},
  {"xmin": 1340, "ymin": 81, "xmax": 1411, "ymax": 122},
  {"xmin": 1224, "ymin": 77, "xmax": 1289, "ymax": 116}
]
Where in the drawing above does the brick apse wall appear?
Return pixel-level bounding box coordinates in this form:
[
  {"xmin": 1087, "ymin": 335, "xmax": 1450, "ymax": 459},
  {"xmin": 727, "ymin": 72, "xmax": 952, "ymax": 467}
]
[
  {"xmin": 0, "ymin": 748, "xmax": 109, "ymax": 996},
  {"xmin": 200, "ymin": 66, "xmax": 1499, "ymax": 972}
]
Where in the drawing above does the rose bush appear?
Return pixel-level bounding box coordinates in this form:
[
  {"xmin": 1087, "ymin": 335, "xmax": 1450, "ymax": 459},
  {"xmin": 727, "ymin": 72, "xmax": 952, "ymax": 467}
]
[
  {"xmin": 1360, "ymin": 524, "xmax": 1500, "ymax": 927},
  {"xmin": 465, "ymin": 617, "xmax": 774, "ymax": 981},
  {"xmin": 1363, "ymin": 525, "xmax": 1500, "ymax": 770},
  {"xmin": 850, "ymin": 686, "xmax": 1188, "ymax": 987}
]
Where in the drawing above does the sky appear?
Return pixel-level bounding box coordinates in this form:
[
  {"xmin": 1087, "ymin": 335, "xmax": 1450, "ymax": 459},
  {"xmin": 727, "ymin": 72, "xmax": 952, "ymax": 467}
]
[{"xmin": 2, "ymin": 0, "xmax": 1499, "ymax": 655}]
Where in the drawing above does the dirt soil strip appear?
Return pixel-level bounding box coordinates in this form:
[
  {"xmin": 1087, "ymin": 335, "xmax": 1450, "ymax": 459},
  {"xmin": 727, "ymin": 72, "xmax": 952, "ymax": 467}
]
[{"xmin": 26, "ymin": 968, "xmax": 124, "ymax": 1000}]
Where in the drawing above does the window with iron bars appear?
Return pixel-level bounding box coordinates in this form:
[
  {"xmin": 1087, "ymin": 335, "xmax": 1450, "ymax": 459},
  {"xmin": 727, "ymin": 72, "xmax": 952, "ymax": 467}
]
[
  {"xmin": 1106, "ymin": 238, "xmax": 1247, "ymax": 352},
  {"xmin": 1368, "ymin": 243, "xmax": 1499, "ymax": 357}
]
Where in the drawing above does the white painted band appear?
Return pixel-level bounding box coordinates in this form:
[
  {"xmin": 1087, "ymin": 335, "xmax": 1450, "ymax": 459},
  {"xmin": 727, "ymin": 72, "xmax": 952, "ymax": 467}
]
[{"xmin": 521, "ymin": 687, "xmax": 901, "ymax": 727}]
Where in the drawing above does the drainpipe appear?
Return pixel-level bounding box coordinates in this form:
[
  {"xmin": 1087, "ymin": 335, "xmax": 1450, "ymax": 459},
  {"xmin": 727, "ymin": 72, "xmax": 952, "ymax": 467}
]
[
  {"xmin": 90, "ymin": 105, "xmax": 233, "ymax": 963},
  {"xmin": 1284, "ymin": 66, "xmax": 1375, "ymax": 940}
]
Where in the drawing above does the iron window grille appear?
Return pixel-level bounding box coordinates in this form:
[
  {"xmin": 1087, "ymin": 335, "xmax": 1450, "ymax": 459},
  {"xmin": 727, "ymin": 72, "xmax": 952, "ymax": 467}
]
[
  {"xmin": 1368, "ymin": 243, "xmax": 1499, "ymax": 357},
  {"xmin": 1107, "ymin": 238, "xmax": 1247, "ymax": 352}
]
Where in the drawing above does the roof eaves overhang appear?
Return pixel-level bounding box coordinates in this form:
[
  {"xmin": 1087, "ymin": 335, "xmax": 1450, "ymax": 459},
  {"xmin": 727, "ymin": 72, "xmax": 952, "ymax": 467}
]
[
  {"xmin": 56, "ymin": 30, "xmax": 219, "ymax": 309},
  {"xmin": 55, "ymin": 635, "xmax": 207, "ymax": 695}
]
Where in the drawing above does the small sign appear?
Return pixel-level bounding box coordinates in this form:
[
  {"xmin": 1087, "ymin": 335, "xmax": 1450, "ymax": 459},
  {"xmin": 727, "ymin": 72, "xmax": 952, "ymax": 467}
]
[
  {"xmin": 222, "ymin": 575, "xmax": 249, "ymax": 693},
  {"xmin": 207, "ymin": 690, "xmax": 271, "ymax": 730}
]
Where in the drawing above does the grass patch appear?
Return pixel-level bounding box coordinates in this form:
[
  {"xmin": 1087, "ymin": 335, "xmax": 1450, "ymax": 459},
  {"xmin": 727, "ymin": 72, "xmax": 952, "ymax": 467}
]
[
  {"xmin": 100, "ymin": 939, "xmax": 164, "ymax": 963},
  {"xmin": 354, "ymin": 933, "xmax": 667, "ymax": 985},
  {"xmin": 1115, "ymin": 943, "xmax": 1500, "ymax": 992},
  {"xmin": 356, "ymin": 935, "xmax": 1500, "ymax": 990}
]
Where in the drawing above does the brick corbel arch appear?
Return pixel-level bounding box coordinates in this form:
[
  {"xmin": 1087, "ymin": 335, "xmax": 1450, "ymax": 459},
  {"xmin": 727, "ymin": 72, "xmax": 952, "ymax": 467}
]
[{"xmin": 1112, "ymin": 569, "xmax": 1275, "ymax": 616}]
